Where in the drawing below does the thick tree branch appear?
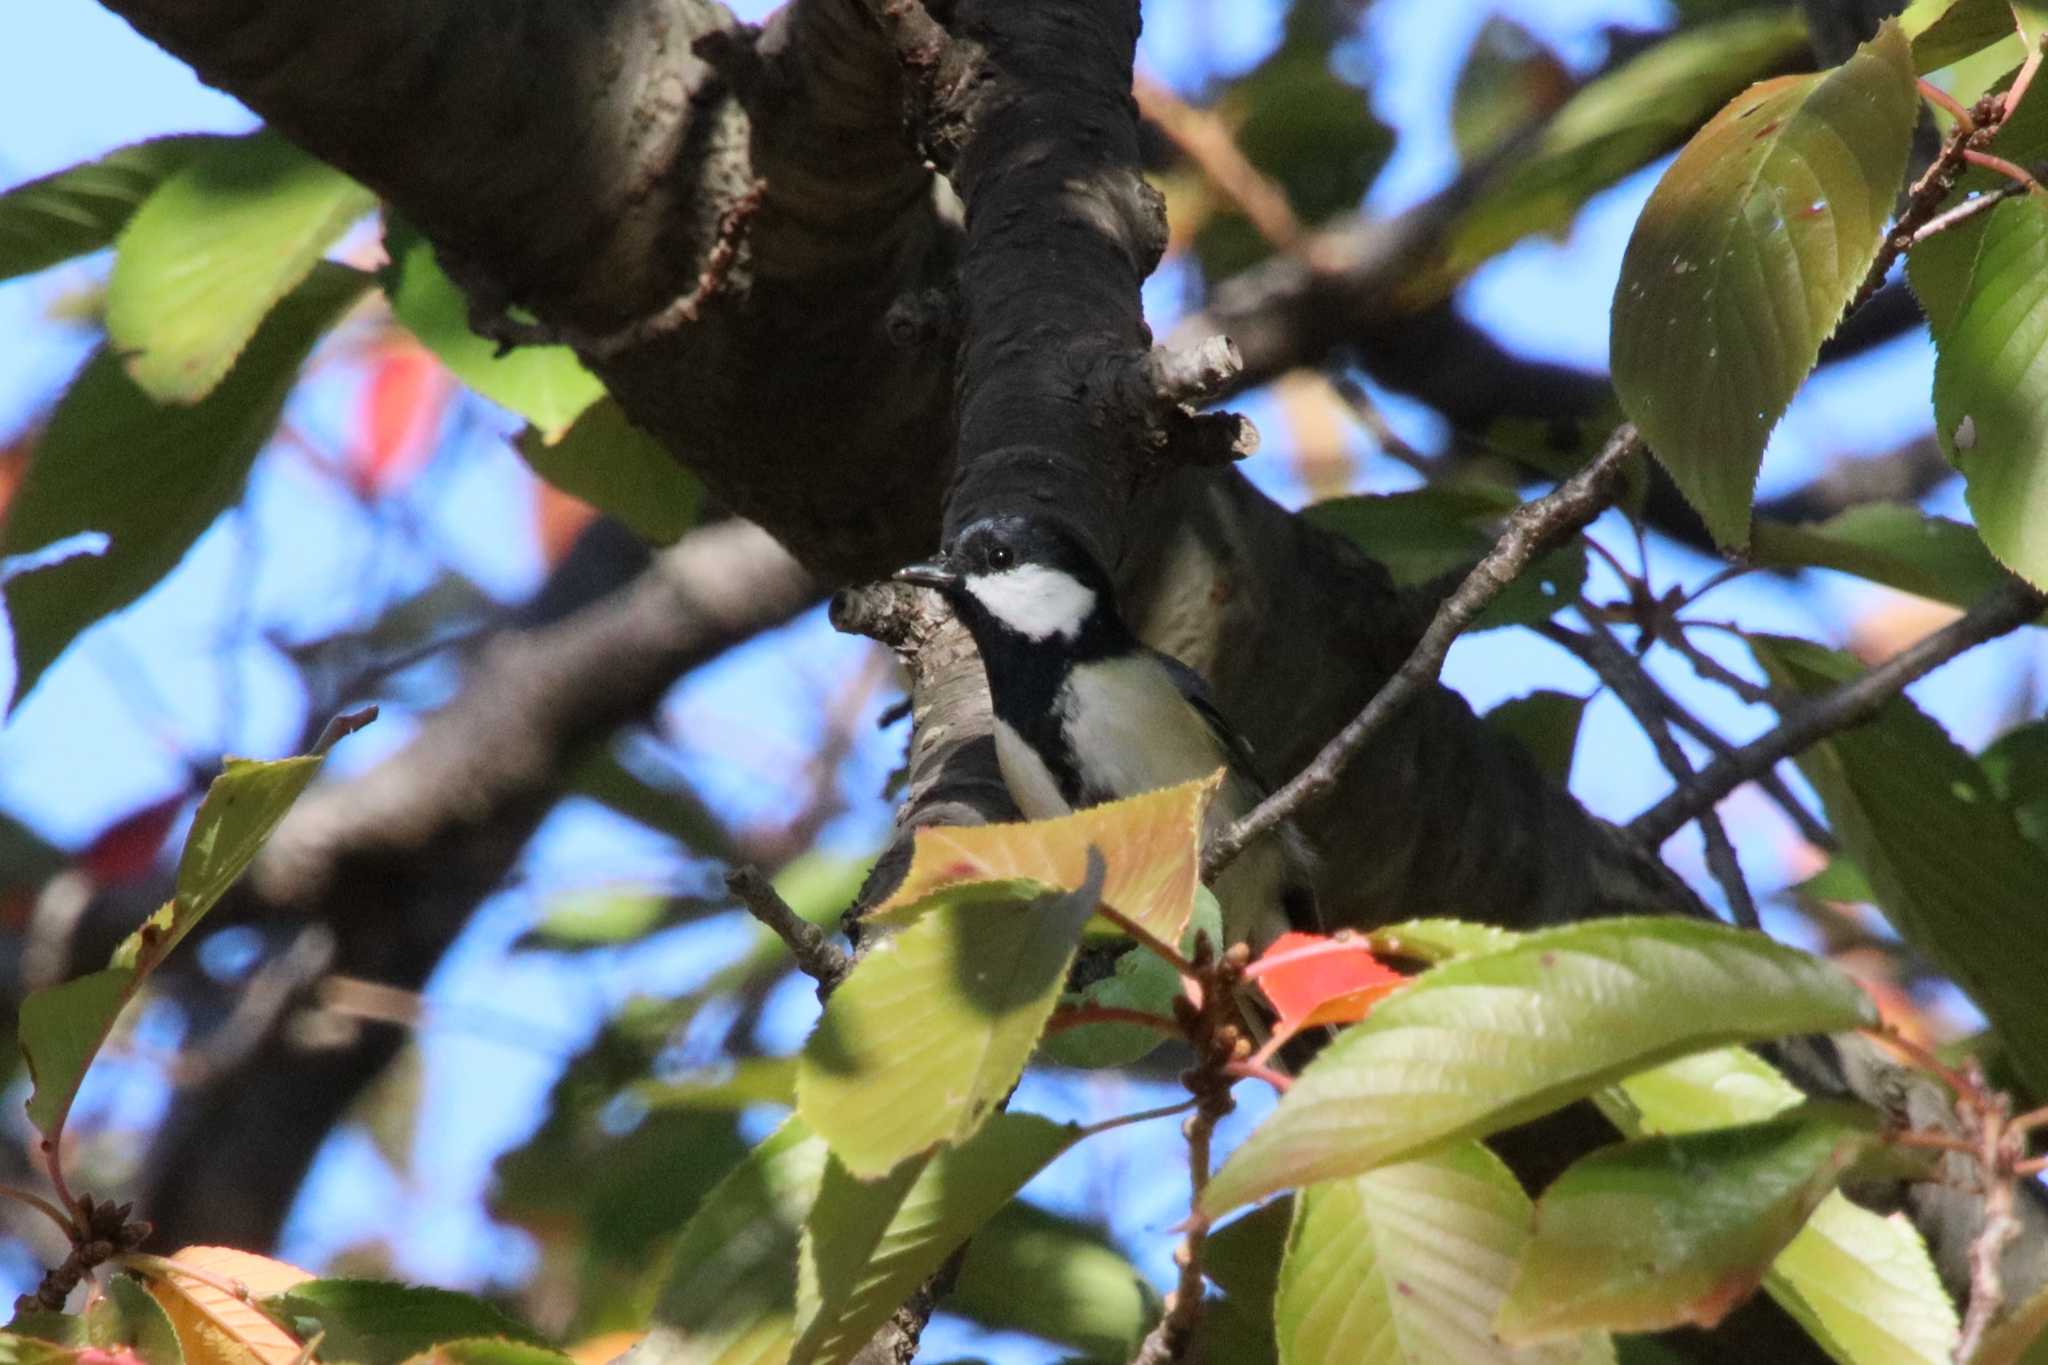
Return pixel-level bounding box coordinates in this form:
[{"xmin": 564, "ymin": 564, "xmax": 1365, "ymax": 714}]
[{"xmin": 137, "ymin": 521, "xmax": 816, "ymax": 1249}]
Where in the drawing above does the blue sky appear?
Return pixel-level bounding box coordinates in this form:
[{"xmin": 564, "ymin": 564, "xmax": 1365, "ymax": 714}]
[{"xmin": 0, "ymin": 1, "xmax": 2028, "ymax": 1359}]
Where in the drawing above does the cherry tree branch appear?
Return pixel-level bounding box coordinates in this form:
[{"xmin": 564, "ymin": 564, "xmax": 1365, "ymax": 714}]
[
  {"xmin": 1631, "ymin": 579, "xmax": 2044, "ymax": 847},
  {"xmin": 1204, "ymin": 425, "xmax": 1645, "ymax": 878}
]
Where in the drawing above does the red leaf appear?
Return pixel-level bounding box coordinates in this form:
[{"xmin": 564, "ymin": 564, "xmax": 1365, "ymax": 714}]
[
  {"xmin": 351, "ymin": 342, "xmax": 451, "ymax": 496},
  {"xmin": 1250, "ymin": 931, "xmax": 1405, "ymax": 1030},
  {"xmin": 535, "ymin": 478, "xmax": 598, "ymax": 567},
  {"xmin": 78, "ymin": 792, "xmax": 187, "ymax": 884}
]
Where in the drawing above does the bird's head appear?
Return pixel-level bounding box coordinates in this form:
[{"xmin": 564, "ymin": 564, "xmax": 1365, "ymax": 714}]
[{"xmin": 894, "ymin": 515, "xmax": 1118, "ymax": 645}]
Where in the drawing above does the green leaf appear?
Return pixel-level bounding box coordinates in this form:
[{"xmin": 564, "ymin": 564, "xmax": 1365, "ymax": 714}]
[
  {"xmin": 1451, "ymin": 19, "xmax": 1571, "ymax": 163},
  {"xmin": 1923, "ymin": 196, "xmax": 2048, "ymax": 587},
  {"xmin": 107, "ymin": 129, "xmax": 375, "ymax": 403},
  {"xmin": 1040, "ymin": 888, "xmax": 1220, "ymax": 1069},
  {"xmin": 90, "ymin": 1273, "xmax": 183, "ymax": 1365},
  {"xmin": 519, "ymin": 885, "xmax": 676, "ymax": 950},
  {"xmin": 0, "ymin": 135, "xmax": 226, "ymax": 283},
  {"xmin": 565, "ymin": 749, "xmax": 737, "ymax": 864},
  {"xmin": 1200, "ymin": 918, "xmax": 1875, "ymax": 1216},
  {"xmin": 637, "ymin": 1118, "xmax": 829, "ymax": 1365},
  {"xmin": 791, "ymin": 1113, "xmax": 1080, "ymax": 1365},
  {"xmin": 1982, "ymin": 719, "xmax": 2048, "ymax": 848},
  {"xmin": 1438, "ymin": 10, "xmax": 1811, "ymax": 283},
  {"xmin": 516, "ymin": 400, "xmax": 701, "ymax": 546},
  {"xmin": 1485, "ymin": 690, "xmax": 1589, "ymax": 785},
  {"xmin": 20, "ymin": 744, "xmax": 340, "ymax": 1143},
  {"xmin": 1901, "ymin": 0, "xmax": 2026, "ymax": 72},
  {"xmin": 1752, "ymin": 634, "xmax": 2048, "ymax": 1097},
  {"xmin": 1497, "ymin": 1103, "xmax": 1880, "ymax": 1340},
  {"xmin": 394, "ymin": 1342, "xmax": 571, "ymax": 1365},
  {"xmin": 0, "ymin": 1337, "xmax": 83, "ymax": 1365},
  {"xmin": 1277, "ymin": 1141, "xmax": 1609, "ymax": 1365},
  {"xmin": 1607, "ymin": 1045, "xmax": 1958, "ymax": 1364},
  {"xmin": 1796, "ymin": 854, "xmax": 1877, "ymax": 905},
  {"xmin": 2, "ymin": 261, "xmax": 370, "ymax": 710},
  {"xmin": 633, "ymin": 1058, "xmax": 798, "ymax": 1112},
  {"xmin": 1768, "ymin": 1197, "xmax": 1959, "ymax": 1365},
  {"xmin": 1365, "ymin": 918, "xmax": 1521, "ymax": 965},
  {"xmin": 1305, "ymin": 485, "xmax": 1586, "ymax": 629},
  {"xmin": 1748, "ymin": 506, "xmax": 2014, "ymax": 609},
  {"xmin": 798, "ymin": 858, "xmax": 1103, "ymax": 1178},
  {"xmin": 382, "ymin": 222, "xmax": 602, "ymax": 440},
  {"xmin": 1195, "ymin": 1201, "xmax": 1291, "ymax": 1365},
  {"xmin": 260, "ymin": 1283, "xmax": 548, "ymax": 1365},
  {"xmin": 16, "ymin": 968, "xmax": 129, "ymax": 1144},
  {"xmin": 3, "ymin": 1317, "xmax": 85, "ymax": 1350},
  {"xmin": 1610, "ymin": 23, "xmax": 1918, "ymax": 548},
  {"xmin": 949, "ymin": 1204, "xmax": 1156, "ymax": 1358}
]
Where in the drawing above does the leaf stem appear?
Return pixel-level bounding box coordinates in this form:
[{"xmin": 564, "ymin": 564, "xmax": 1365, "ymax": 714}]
[
  {"xmin": 0, "ymin": 1184, "xmax": 78, "ymax": 1239},
  {"xmin": 1043, "ymin": 1006, "xmax": 1183, "ymax": 1039}
]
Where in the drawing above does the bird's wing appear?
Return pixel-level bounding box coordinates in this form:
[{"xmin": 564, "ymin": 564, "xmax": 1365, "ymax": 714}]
[{"xmin": 1147, "ymin": 649, "xmax": 1274, "ymax": 796}]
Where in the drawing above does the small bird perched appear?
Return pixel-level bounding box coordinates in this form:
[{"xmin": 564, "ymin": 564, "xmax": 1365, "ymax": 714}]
[{"xmin": 895, "ymin": 513, "xmax": 1317, "ymax": 950}]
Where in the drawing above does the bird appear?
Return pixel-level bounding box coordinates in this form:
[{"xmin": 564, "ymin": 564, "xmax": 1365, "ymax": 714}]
[{"xmin": 894, "ymin": 512, "xmax": 1317, "ymax": 951}]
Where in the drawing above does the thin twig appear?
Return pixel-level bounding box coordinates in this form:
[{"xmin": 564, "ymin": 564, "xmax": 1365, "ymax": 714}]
[
  {"xmin": 1961, "ymin": 148, "xmax": 2048, "ymax": 194},
  {"xmin": 728, "ymin": 865, "xmax": 850, "ymax": 996},
  {"xmin": 0, "ymin": 1185, "xmax": 77, "ymax": 1239},
  {"xmin": 1909, "ymin": 181, "xmax": 2030, "ymax": 247},
  {"xmin": 1205, "ymin": 425, "xmax": 1644, "ymax": 878},
  {"xmin": 1540, "ymin": 620, "xmax": 1759, "ymax": 926},
  {"xmin": 1631, "ymin": 579, "xmax": 2044, "ymax": 846},
  {"xmin": 1958, "ymin": 1081, "xmax": 2022, "ymax": 1362},
  {"xmin": 1848, "ymin": 88, "xmax": 2007, "ymax": 318},
  {"xmin": 1043, "ymin": 1006, "xmax": 1183, "ymax": 1039}
]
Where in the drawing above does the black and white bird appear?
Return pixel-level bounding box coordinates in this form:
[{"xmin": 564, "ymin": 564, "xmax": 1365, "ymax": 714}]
[{"xmin": 894, "ymin": 513, "xmax": 1317, "ymax": 950}]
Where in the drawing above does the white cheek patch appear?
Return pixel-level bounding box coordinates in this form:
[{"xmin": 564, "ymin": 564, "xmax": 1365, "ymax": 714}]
[{"xmin": 964, "ymin": 564, "xmax": 1097, "ymax": 640}]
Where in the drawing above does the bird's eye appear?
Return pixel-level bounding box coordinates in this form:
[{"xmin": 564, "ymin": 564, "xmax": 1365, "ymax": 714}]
[{"xmin": 987, "ymin": 545, "xmax": 1014, "ymax": 570}]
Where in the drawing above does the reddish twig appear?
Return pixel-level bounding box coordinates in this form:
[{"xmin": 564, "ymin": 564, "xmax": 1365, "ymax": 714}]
[{"xmin": 1043, "ymin": 1006, "xmax": 1183, "ymax": 1039}]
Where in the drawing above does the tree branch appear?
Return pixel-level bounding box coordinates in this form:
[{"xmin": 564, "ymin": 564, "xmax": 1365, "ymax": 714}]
[
  {"xmin": 135, "ymin": 521, "xmax": 816, "ymax": 1249},
  {"xmin": 1631, "ymin": 579, "xmax": 2045, "ymax": 848},
  {"xmin": 1204, "ymin": 426, "xmax": 1644, "ymax": 878}
]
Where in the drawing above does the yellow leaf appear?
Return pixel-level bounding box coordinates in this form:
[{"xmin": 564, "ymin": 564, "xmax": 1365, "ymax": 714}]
[
  {"xmin": 873, "ymin": 772, "xmax": 1220, "ymax": 943},
  {"xmin": 143, "ymin": 1246, "xmax": 314, "ymax": 1365}
]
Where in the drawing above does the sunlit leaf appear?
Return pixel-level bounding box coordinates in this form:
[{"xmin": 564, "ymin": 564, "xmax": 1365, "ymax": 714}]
[
  {"xmin": 1611, "ymin": 23, "xmax": 1917, "ymax": 548},
  {"xmin": 791, "ymin": 1114, "xmax": 1080, "ymax": 1365},
  {"xmin": 1497, "ymin": 1103, "xmax": 1880, "ymax": 1340},
  {"xmin": 633, "ymin": 1058, "xmax": 797, "ymax": 1112},
  {"xmin": 1753, "ymin": 634, "xmax": 2048, "ymax": 1097},
  {"xmin": 0, "ymin": 135, "xmax": 225, "ymax": 283},
  {"xmin": 382, "ymin": 222, "xmax": 602, "ymax": 441},
  {"xmin": 949, "ymin": 1204, "xmax": 1156, "ymax": 1358},
  {"xmin": 517, "ymin": 400, "xmax": 701, "ymax": 547},
  {"xmin": 262, "ymin": 1282, "xmax": 548, "ymax": 1364},
  {"xmin": 2, "ymin": 262, "xmax": 370, "ymax": 710},
  {"xmin": 142, "ymin": 1247, "xmax": 312, "ymax": 1365},
  {"xmin": 108, "ymin": 130, "xmax": 374, "ymax": 403},
  {"xmin": 1749, "ymin": 506, "xmax": 2015, "ymax": 608},
  {"xmin": 1437, "ymin": 11, "xmax": 1810, "ymax": 284},
  {"xmin": 1923, "ymin": 195, "xmax": 2048, "ymax": 589},
  {"xmin": 1277, "ymin": 1141, "xmax": 1608, "ymax": 1365},
  {"xmin": 1608, "ymin": 1045, "xmax": 1958, "ymax": 1363},
  {"xmin": 1201, "ymin": 918, "xmax": 1874, "ymax": 1216},
  {"xmin": 873, "ymin": 775, "xmax": 1213, "ymax": 943},
  {"xmin": 800, "ymin": 858, "xmax": 1102, "ymax": 1177},
  {"xmin": 633, "ymin": 1118, "xmax": 828, "ymax": 1365},
  {"xmin": 1901, "ymin": 0, "xmax": 2025, "ymax": 71},
  {"xmin": 20, "ymin": 740, "xmax": 345, "ymax": 1144},
  {"xmin": 1364, "ymin": 918, "xmax": 1521, "ymax": 965}
]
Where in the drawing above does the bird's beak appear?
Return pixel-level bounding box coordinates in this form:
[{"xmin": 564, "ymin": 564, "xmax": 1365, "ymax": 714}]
[{"xmin": 893, "ymin": 557, "xmax": 960, "ymax": 590}]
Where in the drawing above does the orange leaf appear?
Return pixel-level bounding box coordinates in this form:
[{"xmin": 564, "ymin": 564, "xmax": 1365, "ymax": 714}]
[
  {"xmin": 143, "ymin": 1246, "xmax": 314, "ymax": 1365},
  {"xmin": 352, "ymin": 342, "xmax": 451, "ymax": 496},
  {"xmin": 533, "ymin": 479, "xmax": 598, "ymax": 568},
  {"xmin": 874, "ymin": 772, "xmax": 1221, "ymax": 943},
  {"xmin": 1251, "ymin": 931, "xmax": 1406, "ymax": 1030}
]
